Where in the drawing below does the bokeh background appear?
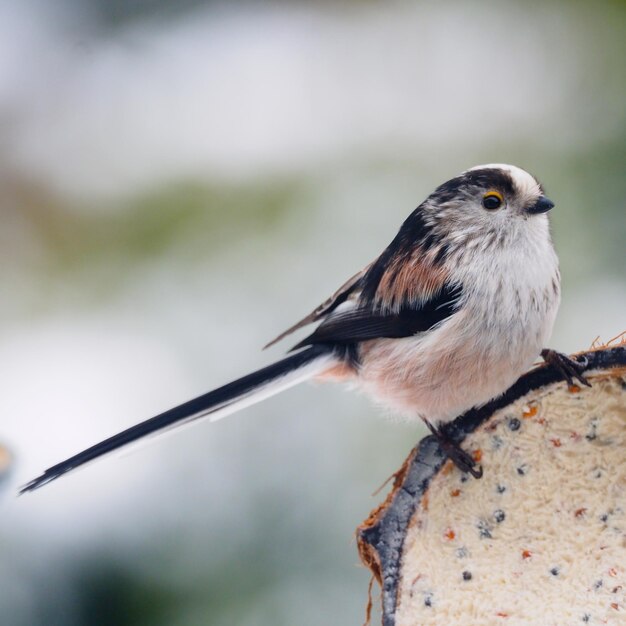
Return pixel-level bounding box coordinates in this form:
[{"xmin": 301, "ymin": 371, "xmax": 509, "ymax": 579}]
[{"xmin": 1, "ymin": 1, "xmax": 624, "ymax": 624}]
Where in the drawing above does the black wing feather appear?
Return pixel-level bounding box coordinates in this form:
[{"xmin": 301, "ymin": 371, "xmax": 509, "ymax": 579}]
[
  {"xmin": 264, "ymin": 265, "xmax": 371, "ymax": 349},
  {"xmin": 291, "ymin": 282, "xmax": 462, "ymax": 350}
]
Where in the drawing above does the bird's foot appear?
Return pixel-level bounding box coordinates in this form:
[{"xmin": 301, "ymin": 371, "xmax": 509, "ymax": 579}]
[
  {"xmin": 439, "ymin": 437, "xmax": 484, "ymax": 479},
  {"xmin": 541, "ymin": 349, "xmax": 591, "ymax": 388},
  {"xmin": 425, "ymin": 421, "xmax": 483, "ymax": 479}
]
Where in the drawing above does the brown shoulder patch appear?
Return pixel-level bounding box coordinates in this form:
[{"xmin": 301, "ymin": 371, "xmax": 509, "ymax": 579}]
[{"xmin": 375, "ymin": 246, "xmax": 449, "ymax": 309}]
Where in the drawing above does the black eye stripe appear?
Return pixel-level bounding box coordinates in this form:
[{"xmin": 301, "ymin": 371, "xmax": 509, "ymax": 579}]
[{"xmin": 430, "ymin": 168, "xmax": 516, "ymax": 205}]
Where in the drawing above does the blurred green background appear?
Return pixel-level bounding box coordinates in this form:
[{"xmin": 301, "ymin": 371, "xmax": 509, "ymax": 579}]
[{"xmin": 1, "ymin": 1, "xmax": 625, "ymax": 624}]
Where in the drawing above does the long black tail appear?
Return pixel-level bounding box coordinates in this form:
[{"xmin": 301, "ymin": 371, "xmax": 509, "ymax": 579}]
[{"xmin": 20, "ymin": 346, "xmax": 334, "ymax": 494}]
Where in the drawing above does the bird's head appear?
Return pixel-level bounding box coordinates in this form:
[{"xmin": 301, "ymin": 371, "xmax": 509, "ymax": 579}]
[{"xmin": 418, "ymin": 164, "xmax": 554, "ymax": 253}]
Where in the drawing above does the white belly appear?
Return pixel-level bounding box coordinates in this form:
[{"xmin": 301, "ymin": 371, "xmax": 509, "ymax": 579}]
[{"xmin": 356, "ymin": 279, "xmax": 559, "ymax": 424}]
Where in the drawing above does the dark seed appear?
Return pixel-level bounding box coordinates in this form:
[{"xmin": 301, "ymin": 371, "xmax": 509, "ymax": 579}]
[
  {"xmin": 550, "ymin": 567, "xmax": 560, "ymax": 576},
  {"xmin": 517, "ymin": 465, "xmax": 528, "ymax": 476},
  {"xmin": 508, "ymin": 418, "xmax": 521, "ymax": 431},
  {"xmin": 462, "ymin": 571, "xmax": 472, "ymax": 581},
  {"xmin": 494, "ymin": 509, "xmax": 505, "ymax": 523},
  {"xmin": 582, "ymin": 614, "xmax": 590, "ymax": 623},
  {"xmin": 424, "ymin": 594, "xmax": 433, "ymax": 607},
  {"xmin": 496, "ymin": 484, "xmax": 506, "ymax": 494},
  {"xmin": 477, "ymin": 520, "xmax": 492, "ymax": 539},
  {"xmin": 600, "ymin": 514, "xmax": 608, "ymax": 522},
  {"xmin": 594, "ymin": 579, "xmax": 603, "ymax": 590},
  {"xmin": 586, "ymin": 419, "xmax": 599, "ymax": 441}
]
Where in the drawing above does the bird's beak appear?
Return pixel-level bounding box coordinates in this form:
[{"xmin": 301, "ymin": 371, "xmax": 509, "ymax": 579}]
[{"xmin": 527, "ymin": 196, "xmax": 555, "ymax": 214}]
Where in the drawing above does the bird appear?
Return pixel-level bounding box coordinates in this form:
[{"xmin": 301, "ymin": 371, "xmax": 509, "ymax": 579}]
[{"xmin": 20, "ymin": 163, "xmax": 589, "ymax": 493}]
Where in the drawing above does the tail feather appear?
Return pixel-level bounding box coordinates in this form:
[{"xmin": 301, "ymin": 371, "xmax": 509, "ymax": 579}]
[{"xmin": 20, "ymin": 346, "xmax": 334, "ymax": 494}]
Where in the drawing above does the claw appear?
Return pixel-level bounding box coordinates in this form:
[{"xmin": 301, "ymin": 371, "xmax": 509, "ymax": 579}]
[
  {"xmin": 425, "ymin": 420, "xmax": 483, "ymax": 479},
  {"xmin": 467, "ymin": 463, "xmax": 483, "ymax": 480},
  {"xmin": 541, "ymin": 349, "xmax": 592, "ymax": 388}
]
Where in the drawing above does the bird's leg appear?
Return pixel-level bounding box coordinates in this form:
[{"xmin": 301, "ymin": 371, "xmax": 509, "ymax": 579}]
[
  {"xmin": 424, "ymin": 420, "xmax": 483, "ymax": 479},
  {"xmin": 541, "ymin": 349, "xmax": 591, "ymax": 387}
]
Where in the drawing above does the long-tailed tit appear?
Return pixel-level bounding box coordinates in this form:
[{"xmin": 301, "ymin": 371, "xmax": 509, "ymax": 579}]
[{"xmin": 21, "ymin": 163, "xmax": 589, "ymax": 492}]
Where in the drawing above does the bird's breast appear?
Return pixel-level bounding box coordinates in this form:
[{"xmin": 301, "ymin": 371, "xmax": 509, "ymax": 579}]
[{"xmin": 356, "ymin": 250, "xmax": 560, "ymax": 423}]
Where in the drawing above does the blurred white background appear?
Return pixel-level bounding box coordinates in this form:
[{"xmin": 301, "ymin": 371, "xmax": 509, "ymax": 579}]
[{"xmin": 0, "ymin": 1, "xmax": 624, "ymax": 624}]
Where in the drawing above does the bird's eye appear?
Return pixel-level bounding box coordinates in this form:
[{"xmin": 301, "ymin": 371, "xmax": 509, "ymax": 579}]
[{"xmin": 482, "ymin": 191, "xmax": 504, "ymax": 210}]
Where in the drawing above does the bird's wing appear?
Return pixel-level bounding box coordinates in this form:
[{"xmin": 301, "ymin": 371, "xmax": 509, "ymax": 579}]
[
  {"xmin": 290, "ymin": 216, "xmax": 463, "ymax": 350},
  {"xmin": 263, "ymin": 264, "xmax": 371, "ymax": 349},
  {"xmin": 266, "ymin": 203, "xmax": 454, "ymax": 349},
  {"xmin": 290, "ymin": 281, "xmax": 462, "ymax": 350}
]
